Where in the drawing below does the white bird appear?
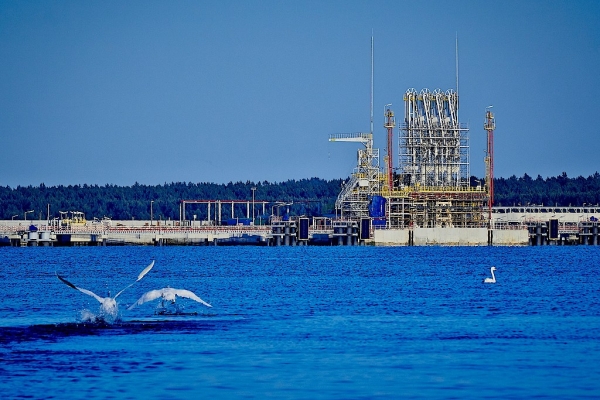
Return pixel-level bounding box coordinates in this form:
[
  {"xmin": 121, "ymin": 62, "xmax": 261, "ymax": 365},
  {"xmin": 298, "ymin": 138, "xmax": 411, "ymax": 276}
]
[
  {"xmin": 128, "ymin": 287, "xmax": 212, "ymax": 312},
  {"xmin": 483, "ymin": 266, "xmax": 497, "ymax": 283},
  {"xmin": 56, "ymin": 260, "xmax": 155, "ymax": 320}
]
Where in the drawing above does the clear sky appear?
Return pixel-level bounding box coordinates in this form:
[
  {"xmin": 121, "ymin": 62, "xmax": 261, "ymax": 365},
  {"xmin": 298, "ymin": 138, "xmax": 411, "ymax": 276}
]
[{"xmin": 1, "ymin": 0, "xmax": 599, "ymax": 188}]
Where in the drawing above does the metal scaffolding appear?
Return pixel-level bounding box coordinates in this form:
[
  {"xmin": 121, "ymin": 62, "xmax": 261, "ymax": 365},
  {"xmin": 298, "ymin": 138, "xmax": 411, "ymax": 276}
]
[
  {"xmin": 384, "ymin": 88, "xmax": 487, "ymax": 229},
  {"xmin": 399, "ymin": 88, "xmax": 469, "ymax": 189},
  {"xmin": 331, "ymin": 87, "xmax": 489, "ymax": 229},
  {"xmin": 329, "ymin": 132, "xmax": 382, "ymax": 219}
]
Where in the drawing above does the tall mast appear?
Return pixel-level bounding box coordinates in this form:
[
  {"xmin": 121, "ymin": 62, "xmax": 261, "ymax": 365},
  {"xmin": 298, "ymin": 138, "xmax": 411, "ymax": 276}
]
[
  {"xmin": 455, "ymin": 33, "xmax": 459, "ymax": 121},
  {"xmin": 370, "ymin": 33, "xmax": 374, "ymax": 135}
]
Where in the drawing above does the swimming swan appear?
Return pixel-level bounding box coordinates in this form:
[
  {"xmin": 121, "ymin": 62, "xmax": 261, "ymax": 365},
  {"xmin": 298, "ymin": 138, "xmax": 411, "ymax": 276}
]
[
  {"xmin": 483, "ymin": 266, "xmax": 497, "ymax": 284},
  {"xmin": 128, "ymin": 287, "xmax": 212, "ymax": 311},
  {"xmin": 56, "ymin": 260, "xmax": 155, "ymax": 318}
]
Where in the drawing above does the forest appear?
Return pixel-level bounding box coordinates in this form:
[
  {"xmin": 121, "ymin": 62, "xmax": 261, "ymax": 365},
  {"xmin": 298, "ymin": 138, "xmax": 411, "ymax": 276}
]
[
  {"xmin": 1, "ymin": 172, "xmax": 599, "ymax": 221},
  {"xmin": 0, "ymin": 178, "xmax": 343, "ymax": 222},
  {"xmin": 493, "ymin": 172, "xmax": 600, "ymax": 207}
]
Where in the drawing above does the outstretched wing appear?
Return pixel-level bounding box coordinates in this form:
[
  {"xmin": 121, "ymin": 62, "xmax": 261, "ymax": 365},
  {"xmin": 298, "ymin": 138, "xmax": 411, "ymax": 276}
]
[
  {"xmin": 115, "ymin": 260, "xmax": 156, "ymax": 299},
  {"xmin": 173, "ymin": 288, "xmax": 212, "ymax": 308},
  {"xmin": 136, "ymin": 260, "xmax": 155, "ymax": 282},
  {"xmin": 56, "ymin": 272, "xmax": 104, "ymax": 303},
  {"xmin": 127, "ymin": 289, "xmax": 165, "ymax": 310}
]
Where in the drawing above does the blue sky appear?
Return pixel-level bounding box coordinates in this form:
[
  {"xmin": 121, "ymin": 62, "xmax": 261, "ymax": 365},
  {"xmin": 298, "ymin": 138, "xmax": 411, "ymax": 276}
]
[{"xmin": 1, "ymin": 0, "xmax": 599, "ymax": 187}]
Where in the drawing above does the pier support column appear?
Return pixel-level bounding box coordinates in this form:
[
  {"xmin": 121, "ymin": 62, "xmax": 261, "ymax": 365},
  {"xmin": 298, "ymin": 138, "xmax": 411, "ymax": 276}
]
[{"xmin": 284, "ymin": 225, "xmax": 290, "ymax": 246}]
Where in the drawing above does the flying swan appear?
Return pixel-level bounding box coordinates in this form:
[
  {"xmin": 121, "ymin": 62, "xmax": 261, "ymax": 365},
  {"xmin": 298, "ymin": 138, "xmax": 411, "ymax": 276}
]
[
  {"xmin": 483, "ymin": 266, "xmax": 497, "ymax": 284},
  {"xmin": 56, "ymin": 260, "xmax": 155, "ymax": 318},
  {"xmin": 128, "ymin": 287, "xmax": 212, "ymax": 312}
]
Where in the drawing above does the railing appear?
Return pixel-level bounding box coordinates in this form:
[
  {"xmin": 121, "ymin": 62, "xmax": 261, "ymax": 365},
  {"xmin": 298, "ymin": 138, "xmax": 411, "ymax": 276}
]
[{"xmin": 328, "ymin": 132, "xmax": 371, "ymax": 142}]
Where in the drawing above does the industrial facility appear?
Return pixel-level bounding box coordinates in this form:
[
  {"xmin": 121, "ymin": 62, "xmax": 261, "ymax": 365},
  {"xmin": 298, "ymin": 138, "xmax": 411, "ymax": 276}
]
[
  {"xmin": 327, "ymin": 81, "xmax": 510, "ymax": 245},
  {"xmin": 2, "ymin": 39, "xmax": 599, "ymax": 246}
]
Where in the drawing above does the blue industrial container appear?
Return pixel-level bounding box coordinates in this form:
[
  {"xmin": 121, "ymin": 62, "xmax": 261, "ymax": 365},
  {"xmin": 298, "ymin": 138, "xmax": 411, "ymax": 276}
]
[
  {"xmin": 368, "ymin": 196, "xmax": 386, "ymax": 218},
  {"xmin": 298, "ymin": 218, "xmax": 309, "ymax": 240}
]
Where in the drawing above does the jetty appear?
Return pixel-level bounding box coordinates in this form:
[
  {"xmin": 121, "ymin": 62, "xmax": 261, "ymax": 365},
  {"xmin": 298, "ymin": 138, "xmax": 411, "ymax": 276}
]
[{"xmin": 2, "ymin": 205, "xmax": 598, "ymax": 246}]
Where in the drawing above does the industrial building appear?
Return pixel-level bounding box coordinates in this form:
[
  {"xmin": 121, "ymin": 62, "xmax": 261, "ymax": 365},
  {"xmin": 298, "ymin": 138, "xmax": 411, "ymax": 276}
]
[{"xmin": 330, "ymin": 88, "xmax": 493, "ymax": 234}]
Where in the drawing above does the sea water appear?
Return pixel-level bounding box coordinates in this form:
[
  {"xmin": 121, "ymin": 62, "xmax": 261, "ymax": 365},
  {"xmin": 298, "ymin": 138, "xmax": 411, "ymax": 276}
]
[{"xmin": 0, "ymin": 246, "xmax": 599, "ymax": 398}]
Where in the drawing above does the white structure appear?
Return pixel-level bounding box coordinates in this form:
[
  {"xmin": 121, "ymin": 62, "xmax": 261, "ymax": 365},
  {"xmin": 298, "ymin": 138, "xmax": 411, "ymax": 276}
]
[{"xmin": 399, "ymin": 88, "xmax": 469, "ymax": 188}]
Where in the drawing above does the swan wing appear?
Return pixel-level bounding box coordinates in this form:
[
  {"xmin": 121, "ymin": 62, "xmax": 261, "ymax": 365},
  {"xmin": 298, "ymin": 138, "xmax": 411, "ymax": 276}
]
[
  {"xmin": 172, "ymin": 288, "xmax": 212, "ymax": 307},
  {"xmin": 114, "ymin": 260, "xmax": 156, "ymax": 299},
  {"xmin": 136, "ymin": 260, "xmax": 155, "ymax": 282},
  {"xmin": 56, "ymin": 272, "xmax": 105, "ymax": 303},
  {"xmin": 127, "ymin": 289, "xmax": 165, "ymax": 310}
]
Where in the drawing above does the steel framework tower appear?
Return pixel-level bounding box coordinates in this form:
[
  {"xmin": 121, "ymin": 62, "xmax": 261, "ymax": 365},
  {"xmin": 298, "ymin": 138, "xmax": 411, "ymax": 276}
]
[
  {"xmin": 399, "ymin": 88, "xmax": 469, "ymax": 188},
  {"xmin": 329, "ymin": 132, "xmax": 381, "ymax": 218},
  {"xmin": 328, "ymin": 34, "xmax": 383, "ymax": 220}
]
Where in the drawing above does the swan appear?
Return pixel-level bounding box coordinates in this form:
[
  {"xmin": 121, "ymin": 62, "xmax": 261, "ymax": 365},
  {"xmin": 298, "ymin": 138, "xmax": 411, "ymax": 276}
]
[
  {"xmin": 56, "ymin": 260, "xmax": 155, "ymax": 320},
  {"xmin": 483, "ymin": 266, "xmax": 497, "ymax": 283},
  {"xmin": 128, "ymin": 287, "xmax": 212, "ymax": 312}
]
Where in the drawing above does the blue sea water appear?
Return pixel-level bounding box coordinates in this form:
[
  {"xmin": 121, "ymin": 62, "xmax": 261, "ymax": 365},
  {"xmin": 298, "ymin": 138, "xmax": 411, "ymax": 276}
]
[{"xmin": 0, "ymin": 246, "xmax": 599, "ymax": 398}]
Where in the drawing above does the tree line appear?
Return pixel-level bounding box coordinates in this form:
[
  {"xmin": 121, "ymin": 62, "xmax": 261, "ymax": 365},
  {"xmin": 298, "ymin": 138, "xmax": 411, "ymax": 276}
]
[
  {"xmin": 0, "ymin": 178, "xmax": 343, "ymax": 221},
  {"xmin": 493, "ymin": 172, "xmax": 600, "ymax": 207},
  {"xmin": 1, "ymin": 172, "xmax": 599, "ymax": 221}
]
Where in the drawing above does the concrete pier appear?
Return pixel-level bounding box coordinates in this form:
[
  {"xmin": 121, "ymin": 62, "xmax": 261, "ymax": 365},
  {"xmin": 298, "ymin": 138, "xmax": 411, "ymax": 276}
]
[{"xmin": 1, "ymin": 213, "xmax": 598, "ymax": 247}]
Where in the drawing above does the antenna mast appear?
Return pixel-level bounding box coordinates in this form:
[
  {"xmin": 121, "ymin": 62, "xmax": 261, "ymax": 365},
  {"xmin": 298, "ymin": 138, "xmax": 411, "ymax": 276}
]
[
  {"xmin": 370, "ymin": 33, "xmax": 374, "ymax": 135},
  {"xmin": 455, "ymin": 34, "xmax": 459, "ymax": 121}
]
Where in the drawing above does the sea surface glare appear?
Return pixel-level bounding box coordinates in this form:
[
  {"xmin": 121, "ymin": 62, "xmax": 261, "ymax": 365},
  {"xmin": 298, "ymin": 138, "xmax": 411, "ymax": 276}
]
[{"xmin": 0, "ymin": 246, "xmax": 599, "ymax": 398}]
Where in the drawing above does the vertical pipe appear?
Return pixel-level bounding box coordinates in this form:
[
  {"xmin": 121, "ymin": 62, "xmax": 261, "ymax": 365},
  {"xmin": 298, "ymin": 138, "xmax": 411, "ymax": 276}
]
[
  {"xmin": 484, "ymin": 108, "xmax": 495, "ymax": 226},
  {"xmin": 218, "ymin": 201, "xmax": 222, "ymax": 225},
  {"xmin": 385, "ymin": 107, "xmax": 395, "ymax": 192}
]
